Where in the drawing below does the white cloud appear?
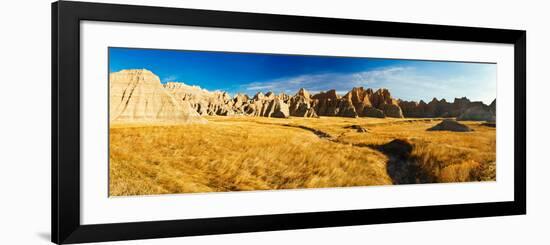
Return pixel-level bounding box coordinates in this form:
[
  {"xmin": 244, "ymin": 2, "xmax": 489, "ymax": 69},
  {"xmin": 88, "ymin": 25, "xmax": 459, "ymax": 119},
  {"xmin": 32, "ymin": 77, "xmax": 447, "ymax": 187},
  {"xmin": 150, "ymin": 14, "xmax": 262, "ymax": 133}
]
[
  {"xmin": 237, "ymin": 65, "xmax": 496, "ymax": 104},
  {"xmin": 162, "ymin": 75, "xmax": 178, "ymax": 83},
  {"xmin": 246, "ymin": 85, "xmax": 274, "ymax": 91},
  {"xmin": 240, "ymin": 66, "xmax": 411, "ymax": 96}
]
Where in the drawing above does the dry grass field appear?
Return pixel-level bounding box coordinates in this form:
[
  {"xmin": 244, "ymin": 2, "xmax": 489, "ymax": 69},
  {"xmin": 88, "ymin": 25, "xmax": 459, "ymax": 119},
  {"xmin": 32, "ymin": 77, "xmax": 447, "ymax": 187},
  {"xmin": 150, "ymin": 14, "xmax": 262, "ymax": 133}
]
[{"xmin": 109, "ymin": 116, "xmax": 496, "ymax": 196}]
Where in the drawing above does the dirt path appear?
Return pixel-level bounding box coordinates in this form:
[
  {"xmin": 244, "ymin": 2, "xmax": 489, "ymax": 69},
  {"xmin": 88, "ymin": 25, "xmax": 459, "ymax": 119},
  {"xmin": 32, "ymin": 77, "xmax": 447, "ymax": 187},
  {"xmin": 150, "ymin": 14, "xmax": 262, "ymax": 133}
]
[{"xmin": 281, "ymin": 124, "xmax": 333, "ymax": 139}]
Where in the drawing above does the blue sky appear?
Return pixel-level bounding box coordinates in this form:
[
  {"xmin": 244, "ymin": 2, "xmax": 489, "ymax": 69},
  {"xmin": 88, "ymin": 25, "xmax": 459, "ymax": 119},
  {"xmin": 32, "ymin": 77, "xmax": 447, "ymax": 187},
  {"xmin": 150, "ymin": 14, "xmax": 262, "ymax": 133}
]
[{"xmin": 109, "ymin": 47, "xmax": 496, "ymax": 104}]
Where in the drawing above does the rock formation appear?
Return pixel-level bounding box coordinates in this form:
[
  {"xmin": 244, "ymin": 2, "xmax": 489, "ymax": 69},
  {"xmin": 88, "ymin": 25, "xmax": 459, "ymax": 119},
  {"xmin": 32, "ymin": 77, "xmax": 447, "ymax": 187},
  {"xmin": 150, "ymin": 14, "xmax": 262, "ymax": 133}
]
[
  {"xmin": 109, "ymin": 69, "xmax": 204, "ymax": 123},
  {"xmin": 289, "ymin": 88, "xmax": 318, "ymax": 117},
  {"xmin": 369, "ymin": 88, "xmax": 404, "ymax": 118},
  {"xmin": 110, "ymin": 70, "xmax": 495, "ymax": 122},
  {"xmin": 456, "ymin": 104, "xmax": 496, "ymax": 122},
  {"xmin": 427, "ymin": 119, "xmax": 473, "ymax": 132},
  {"xmin": 269, "ymin": 99, "xmax": 290, "ymax": 118},
  {"xmin": 244, "ymin": 92, "xmax": 290, "ymax": 118},
  {"xmin": 313, "ymin": 89, "xmax": 351, "ymax": 117},
  {"xmin": 311, "ymin": 87, "xmax": 404, "ymax": 118},
  {"xmin": 232, "ymin": 93, "xmax": 250, "ymax": 114},
  {"xmin": 397, "ymin": 100, "xmax": 426, "ymax": 118},
  {"xmin": 343, "ymin": 87, "xmax": 373, "ymax": 116},
  {"xmin": 164, "ymin": 82, "xmax": 236, "ymax": 116},
  {"xmin": 399, "ymin": 97, "xmax": 496, "ymax": 121},
  {"xmin": 342, "ymin": 87, "xmax": 383, "ymax": 118}
]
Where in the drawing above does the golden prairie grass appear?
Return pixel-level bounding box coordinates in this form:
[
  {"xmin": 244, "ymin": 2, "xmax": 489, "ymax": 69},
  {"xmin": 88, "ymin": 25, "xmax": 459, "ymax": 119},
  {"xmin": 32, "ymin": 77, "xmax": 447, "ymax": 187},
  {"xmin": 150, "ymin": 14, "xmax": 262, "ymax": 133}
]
[
  {"xmin": 218, "ymin": 117, "xmax": 496, "ymax": 183},
  {"xmin": 332, "ymin": 119, "xmax": 496, "ymax": 183},
  {"xmin": 109, "ymin": 116, "xmax": 496, "ymax": 196},
  {"xmin": 110, "ymin": 117, "xmax": 393, "ymax": 196}
]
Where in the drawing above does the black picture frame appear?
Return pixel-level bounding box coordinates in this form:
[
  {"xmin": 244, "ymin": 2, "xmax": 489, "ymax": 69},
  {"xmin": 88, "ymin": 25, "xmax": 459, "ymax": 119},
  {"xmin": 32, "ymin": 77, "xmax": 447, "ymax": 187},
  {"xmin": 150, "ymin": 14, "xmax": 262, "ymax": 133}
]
[{"xmin": 52, "ymin": 1, "xmax": 526, "ymax": 244}]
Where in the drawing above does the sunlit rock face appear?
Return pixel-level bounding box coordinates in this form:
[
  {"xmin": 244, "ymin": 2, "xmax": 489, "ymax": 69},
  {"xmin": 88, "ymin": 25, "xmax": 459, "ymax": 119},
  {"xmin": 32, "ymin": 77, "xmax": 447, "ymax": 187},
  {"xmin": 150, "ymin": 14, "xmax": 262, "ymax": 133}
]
[
  {"xmin": 109, "ymin": 69, "xmax": 204, "ymax": 123},
  {"xmin": 399, "ymin": 97, "xmax": 495, "ymax": 120},
  {"xmin": 110, "ymin": 70, "xmax": 494, "ymax": 121}
]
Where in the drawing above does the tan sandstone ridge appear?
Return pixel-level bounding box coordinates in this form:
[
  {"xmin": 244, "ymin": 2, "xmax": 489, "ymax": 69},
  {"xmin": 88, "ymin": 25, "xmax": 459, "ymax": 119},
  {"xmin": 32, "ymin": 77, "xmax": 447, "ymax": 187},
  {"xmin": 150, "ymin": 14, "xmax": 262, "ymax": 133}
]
[
  {"xmin": 109, "ymin": 69, "xmax": 205, "ymax": 123},
  {"xmin": 398, "ymin": 97, "xmax": 495, "ymax": 121},
  {"xmin": 164, "ymin": 82, "xmax": 236, "ymax": 116},
  {"xmin": 110, "ymin": 69, "xmax": 496, "ymax": 122}
]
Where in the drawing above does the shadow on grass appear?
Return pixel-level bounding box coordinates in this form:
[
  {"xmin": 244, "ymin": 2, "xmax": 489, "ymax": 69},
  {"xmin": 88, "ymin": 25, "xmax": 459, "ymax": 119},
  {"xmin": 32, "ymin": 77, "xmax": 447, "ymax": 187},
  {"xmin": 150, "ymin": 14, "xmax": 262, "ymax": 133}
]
[
  {"xmin": 258, "ymin": 121, "xmax": 427, "ymax": 185},
  {"xmin": 366, "ymin": 139, "xmax": 423, "ymax": 185}
]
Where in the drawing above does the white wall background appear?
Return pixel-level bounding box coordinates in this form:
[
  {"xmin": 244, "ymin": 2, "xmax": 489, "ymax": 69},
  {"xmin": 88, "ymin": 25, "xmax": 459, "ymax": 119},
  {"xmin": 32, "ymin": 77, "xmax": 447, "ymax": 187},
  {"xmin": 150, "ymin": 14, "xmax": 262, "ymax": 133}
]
[{"xmin": 0, "ymin": 0, "xmax": 547, "ymax": 244}]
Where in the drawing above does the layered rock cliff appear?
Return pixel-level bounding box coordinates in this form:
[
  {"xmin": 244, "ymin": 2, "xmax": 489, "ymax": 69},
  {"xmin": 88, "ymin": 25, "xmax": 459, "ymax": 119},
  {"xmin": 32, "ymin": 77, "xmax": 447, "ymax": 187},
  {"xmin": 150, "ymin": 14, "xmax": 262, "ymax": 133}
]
[
  {"xmin": 110, "ymin": 69, "xmax": 495, "ymax": 122},
  {"xmin": 398, "ymin": 97, "xmax": 495, "ymax": 121},
  {"xmin": 109, "ymin": 69, "xmax": 205, "ymax": 123},
  {"xmin": 163, "ymin": 82, "xmax": 235, "ymax": 116},
  {"xmin": 310, "ymin": 87, "xmax": 404, "ymax": 118}
]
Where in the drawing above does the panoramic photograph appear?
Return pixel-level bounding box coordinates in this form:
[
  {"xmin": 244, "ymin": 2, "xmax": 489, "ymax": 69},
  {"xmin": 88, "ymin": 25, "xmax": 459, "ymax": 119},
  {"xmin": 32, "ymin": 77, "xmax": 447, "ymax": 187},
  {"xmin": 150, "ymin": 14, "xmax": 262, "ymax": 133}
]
[{"xmin": 108, "ymin": 47, "xmax": 497, "ymax": 196}]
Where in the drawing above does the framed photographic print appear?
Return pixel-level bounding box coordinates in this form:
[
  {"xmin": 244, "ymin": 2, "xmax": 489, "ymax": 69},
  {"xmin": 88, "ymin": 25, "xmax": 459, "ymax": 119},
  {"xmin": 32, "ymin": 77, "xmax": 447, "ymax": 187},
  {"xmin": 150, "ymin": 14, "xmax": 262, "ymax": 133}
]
[{"xmin": 52, "ymin": 1, "xmax": 526, "ymax": 244}]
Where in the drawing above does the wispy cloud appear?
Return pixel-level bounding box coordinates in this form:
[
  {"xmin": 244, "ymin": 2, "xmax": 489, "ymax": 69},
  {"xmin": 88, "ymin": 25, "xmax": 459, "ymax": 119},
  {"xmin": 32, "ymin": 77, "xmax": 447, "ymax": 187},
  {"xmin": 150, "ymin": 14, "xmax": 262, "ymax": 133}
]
[
  {"xmin": 239, "ymin": 66, "xmax": 412, "ymax": 96},
  {"xmin": 246, "ymin": 85, "xmax": 274, "ymax": 91},
  {"xmin": 162, "ymin": 75, "xmax": 178, "ymax": 83},
  {"xmin": 237, "ymin": 66, "xmax": 496, "ymax": 104}
]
